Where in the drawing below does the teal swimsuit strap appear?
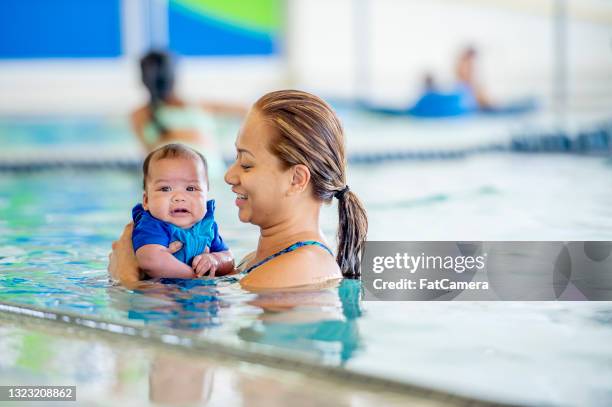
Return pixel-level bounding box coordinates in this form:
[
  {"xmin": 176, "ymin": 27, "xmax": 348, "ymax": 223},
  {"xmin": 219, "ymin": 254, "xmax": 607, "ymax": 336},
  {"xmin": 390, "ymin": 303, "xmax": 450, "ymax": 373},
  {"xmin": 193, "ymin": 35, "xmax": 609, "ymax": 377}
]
[{"xmin": 242, "ymin": 241, "xmax": 334, "ymax": 275}]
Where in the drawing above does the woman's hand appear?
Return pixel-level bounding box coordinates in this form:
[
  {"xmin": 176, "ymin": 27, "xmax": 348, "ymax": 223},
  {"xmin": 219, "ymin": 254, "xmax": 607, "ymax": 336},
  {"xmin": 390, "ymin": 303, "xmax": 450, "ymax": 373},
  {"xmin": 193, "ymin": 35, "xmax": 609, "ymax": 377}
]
[
  {"xmin": 192, "ymin": 249, "xmax": 235, "ymax": 278},
  {"xmin": 108, "ymin": 223, "xmax": 183, "ymax": 287},
  {"xmin": 108, "ymin": 223, "xmax": 140, "ymax": 287}
]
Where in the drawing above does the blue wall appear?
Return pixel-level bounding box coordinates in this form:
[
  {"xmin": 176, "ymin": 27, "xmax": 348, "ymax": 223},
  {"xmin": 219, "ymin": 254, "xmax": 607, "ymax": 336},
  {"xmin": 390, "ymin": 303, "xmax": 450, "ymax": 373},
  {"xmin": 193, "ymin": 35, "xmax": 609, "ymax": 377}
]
[
  {"xmin": 168, "ymin": 1, "xmax": 278, "ymax": 56},
  {"xmin": 0, "ymin": 0, "xmax": 122, "ymax": 59}
]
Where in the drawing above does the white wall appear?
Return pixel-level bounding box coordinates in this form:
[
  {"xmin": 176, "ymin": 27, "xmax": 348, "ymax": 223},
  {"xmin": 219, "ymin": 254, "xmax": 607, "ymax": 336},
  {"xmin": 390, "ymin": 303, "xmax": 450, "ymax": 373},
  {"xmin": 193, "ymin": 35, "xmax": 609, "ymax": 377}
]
[
  {"xmin": 288, "ymin": 0, "xmax": 612, "ymax": 110},
  {"xmin": 0, "ymin": 57, "xmax": 286, "ymax": 116}
]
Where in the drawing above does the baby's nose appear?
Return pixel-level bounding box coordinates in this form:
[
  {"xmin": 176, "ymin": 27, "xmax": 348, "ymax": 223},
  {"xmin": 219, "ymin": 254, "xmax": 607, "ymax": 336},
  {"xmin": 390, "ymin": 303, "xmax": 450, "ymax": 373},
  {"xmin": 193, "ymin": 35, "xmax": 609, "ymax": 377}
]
[{"xmin": 171, "ymin": 193, "xmax": 186, "ymax": 202}]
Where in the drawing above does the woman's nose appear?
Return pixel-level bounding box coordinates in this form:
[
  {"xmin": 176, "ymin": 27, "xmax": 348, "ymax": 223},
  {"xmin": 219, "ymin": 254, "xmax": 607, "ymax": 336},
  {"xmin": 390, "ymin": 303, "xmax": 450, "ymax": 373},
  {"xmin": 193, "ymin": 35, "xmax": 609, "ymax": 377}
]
[{"xmin": 224, "ymin": 162, "xmax": 237, "ymax": 185}]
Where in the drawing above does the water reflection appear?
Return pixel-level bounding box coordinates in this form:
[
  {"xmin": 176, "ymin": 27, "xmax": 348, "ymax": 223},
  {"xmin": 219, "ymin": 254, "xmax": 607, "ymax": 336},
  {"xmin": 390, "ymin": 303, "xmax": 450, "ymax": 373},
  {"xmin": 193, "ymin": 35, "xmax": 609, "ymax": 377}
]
[
  {"xmin": 108, "ymin": 278, "xmax": 228, "ymax": 330},
  {"xmin": 149, "ymin": 353, "xmax": 216, "ymax": 405},
  {"xmin": 146, "ymin": 352, "xmax": 360, "ymax": 406},
  {"xmin": 109, "ymin": 278, "xmax": 364, "ymax": 365},
  {"xmin": 238, "ymin": 279, "xmax": 363, "ymax": 365},
  {"xmin": 0, "ymin": 323, "xmax": 401, "ymax": 407}
]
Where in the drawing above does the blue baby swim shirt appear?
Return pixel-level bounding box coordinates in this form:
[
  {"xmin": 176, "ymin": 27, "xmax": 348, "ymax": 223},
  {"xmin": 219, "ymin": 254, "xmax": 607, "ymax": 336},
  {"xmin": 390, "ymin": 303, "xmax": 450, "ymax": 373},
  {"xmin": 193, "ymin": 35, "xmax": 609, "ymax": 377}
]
[{"xmin": 132, "ymin": 200, "xmax": 228, "ymax": 266}]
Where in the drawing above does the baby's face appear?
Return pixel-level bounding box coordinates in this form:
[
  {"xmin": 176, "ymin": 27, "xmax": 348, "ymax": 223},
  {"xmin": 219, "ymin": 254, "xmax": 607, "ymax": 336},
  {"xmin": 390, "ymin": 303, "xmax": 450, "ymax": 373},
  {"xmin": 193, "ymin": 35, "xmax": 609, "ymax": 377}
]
[{"xmin": 143, "ymin": 157, "xmax": 208, "ymax": 229}]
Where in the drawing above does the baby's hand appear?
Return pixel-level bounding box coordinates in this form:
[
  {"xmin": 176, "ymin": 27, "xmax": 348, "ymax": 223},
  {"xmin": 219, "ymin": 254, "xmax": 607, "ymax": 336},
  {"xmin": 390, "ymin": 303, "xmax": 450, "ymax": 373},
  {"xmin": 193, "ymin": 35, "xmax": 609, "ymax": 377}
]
[{"xmin": 192, "ymin": 249, "xmax": 219, "ymax": 278}]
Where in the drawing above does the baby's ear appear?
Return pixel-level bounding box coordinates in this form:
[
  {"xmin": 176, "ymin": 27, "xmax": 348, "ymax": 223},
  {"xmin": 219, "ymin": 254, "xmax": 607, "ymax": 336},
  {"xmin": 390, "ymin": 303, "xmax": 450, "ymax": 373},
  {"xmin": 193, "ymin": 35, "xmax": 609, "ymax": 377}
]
[{"xmin": 142, "ymin": 192, "xmax": 149, "ymax": 210}]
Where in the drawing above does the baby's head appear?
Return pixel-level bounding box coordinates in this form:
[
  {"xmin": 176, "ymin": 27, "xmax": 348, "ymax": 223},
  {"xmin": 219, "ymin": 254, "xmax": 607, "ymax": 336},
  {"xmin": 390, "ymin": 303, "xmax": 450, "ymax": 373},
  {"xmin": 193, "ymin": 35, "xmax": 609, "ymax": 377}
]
[{"xmin": 142, "ymin": 144, "xmax": 209, "ymax": 229}]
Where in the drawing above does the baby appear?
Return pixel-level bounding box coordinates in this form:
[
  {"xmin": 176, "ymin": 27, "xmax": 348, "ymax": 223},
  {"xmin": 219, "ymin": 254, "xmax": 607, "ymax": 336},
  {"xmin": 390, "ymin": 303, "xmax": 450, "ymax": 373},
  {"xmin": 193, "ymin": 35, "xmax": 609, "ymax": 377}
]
[{"xmin": 132, "ymin": 143, "xmax": 234, "ymax": 279}]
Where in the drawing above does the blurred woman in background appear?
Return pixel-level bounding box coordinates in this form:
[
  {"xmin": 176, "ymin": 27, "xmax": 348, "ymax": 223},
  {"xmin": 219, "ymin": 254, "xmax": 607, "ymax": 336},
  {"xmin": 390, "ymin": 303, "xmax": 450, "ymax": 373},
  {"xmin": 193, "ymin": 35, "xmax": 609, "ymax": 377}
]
[{"xmin": 131, "ymin": 50, "xmax": 246, "ymax": 175}]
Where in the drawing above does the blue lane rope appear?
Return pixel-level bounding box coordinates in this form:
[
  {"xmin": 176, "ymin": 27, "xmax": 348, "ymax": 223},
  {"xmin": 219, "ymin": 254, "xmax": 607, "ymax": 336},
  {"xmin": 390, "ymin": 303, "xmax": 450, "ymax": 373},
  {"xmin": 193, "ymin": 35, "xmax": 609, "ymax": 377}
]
[{"xmin": 0, "ymin": 123, "xmax": 610, "ymax": 172}]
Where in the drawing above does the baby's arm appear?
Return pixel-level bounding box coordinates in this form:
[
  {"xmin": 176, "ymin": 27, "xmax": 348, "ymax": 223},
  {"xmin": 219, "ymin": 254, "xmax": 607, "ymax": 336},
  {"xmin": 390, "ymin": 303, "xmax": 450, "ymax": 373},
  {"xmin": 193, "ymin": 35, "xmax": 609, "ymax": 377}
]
[
  {"xmin": 192, "ymin": 250, "xmax": 235, "ymax": 278},
  {"xmin": 136, "ymin": 244, "xmax": 195, "ymax": 279}
]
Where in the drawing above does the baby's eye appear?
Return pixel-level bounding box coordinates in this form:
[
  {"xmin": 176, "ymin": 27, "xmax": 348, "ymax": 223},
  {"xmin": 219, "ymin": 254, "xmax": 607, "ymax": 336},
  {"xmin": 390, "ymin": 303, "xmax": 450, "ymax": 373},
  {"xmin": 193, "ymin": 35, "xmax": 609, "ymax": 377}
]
[
  {"xmin": 186, "ymin": 185, "xmax": 199, "ymax": 192},
  {"xmin": 159, "ymin": 186, "xmax": 171, "ymax": 192}
]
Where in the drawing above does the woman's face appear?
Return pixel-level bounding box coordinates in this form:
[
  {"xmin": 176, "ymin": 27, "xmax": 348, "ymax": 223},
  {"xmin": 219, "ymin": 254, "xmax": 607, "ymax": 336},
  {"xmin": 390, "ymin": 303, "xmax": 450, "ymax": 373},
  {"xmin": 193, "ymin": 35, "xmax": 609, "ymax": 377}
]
[{"xmin": 224, "ymin": 109, "xmax": 293, "ymax": 227}]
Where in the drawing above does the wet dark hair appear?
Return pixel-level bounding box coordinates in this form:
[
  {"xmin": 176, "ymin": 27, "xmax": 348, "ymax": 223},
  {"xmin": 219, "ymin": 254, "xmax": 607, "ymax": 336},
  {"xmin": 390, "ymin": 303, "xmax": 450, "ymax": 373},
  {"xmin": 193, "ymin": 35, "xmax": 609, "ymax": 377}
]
[
  {"xmin": 140, "ymin": 50, "xmax": 176, "ymax": 136},
  {"xmin": 462, "ymin": 46, "xmax": 477, "ymax": 59},
  {"xmin": 142, "ymin": 143, "xmax": 209, "ymax": 190},
  {"xmin": 254, "ymin": 90, "xmax": 369, "ymax": 278}
]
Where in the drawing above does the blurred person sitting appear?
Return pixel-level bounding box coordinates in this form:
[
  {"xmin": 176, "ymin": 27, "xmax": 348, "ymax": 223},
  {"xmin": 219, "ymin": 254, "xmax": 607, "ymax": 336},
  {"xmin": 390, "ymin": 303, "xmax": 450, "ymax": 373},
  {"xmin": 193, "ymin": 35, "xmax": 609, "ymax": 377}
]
[
  {"xmin": 361, "ymin": 46, "xmax": 535, "ymax": 118},
  {"xmin": 454, "ymin": 46, "xmax": 492, "ymax": 111},
  {"xmin": 408, "ymin": 46, "xmax": 492, "ymax": 116}
]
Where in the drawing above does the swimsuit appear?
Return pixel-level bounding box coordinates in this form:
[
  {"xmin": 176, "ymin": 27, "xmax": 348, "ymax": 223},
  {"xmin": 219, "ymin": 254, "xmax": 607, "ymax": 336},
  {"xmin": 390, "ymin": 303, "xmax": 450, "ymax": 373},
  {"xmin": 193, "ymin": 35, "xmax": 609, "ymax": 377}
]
[
  {"xmin": 143, "ymin": 104, "xmax": 216, "ymax": 145},
  {"xmin": 132, "ymin": 199, "xmax": 228, "ymax": 266},
  {"xmin": 242, "ymin": 241, "xmax": 334, "ymax": 275}
]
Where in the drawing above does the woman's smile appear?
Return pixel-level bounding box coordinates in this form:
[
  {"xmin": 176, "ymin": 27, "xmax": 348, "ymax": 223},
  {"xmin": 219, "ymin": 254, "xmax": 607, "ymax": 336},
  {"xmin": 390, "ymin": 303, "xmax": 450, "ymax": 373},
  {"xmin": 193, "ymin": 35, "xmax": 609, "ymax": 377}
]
[{"xmin": 231, "ymin": 188, "xmax": 249, "ymax": 207}]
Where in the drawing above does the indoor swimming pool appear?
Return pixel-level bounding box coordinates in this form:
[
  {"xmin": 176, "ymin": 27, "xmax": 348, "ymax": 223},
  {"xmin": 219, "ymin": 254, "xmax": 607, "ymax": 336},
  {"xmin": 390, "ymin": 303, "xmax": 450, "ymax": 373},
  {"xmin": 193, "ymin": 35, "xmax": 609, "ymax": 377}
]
[{"xmin": 1, "ymin": 115, "xmax": 612, "ymax": 406}]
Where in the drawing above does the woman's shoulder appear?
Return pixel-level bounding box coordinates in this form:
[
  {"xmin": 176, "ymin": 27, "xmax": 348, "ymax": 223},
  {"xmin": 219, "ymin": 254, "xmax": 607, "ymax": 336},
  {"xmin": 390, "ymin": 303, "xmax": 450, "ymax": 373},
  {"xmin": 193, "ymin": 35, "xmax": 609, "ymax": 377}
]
[
  {"xmin": 240, "ymin": 245, "xmax": 341, "ymax": 290},
  {"xmin": 270, "ymin": 245, "xmax": 340, "ymax": 279}
]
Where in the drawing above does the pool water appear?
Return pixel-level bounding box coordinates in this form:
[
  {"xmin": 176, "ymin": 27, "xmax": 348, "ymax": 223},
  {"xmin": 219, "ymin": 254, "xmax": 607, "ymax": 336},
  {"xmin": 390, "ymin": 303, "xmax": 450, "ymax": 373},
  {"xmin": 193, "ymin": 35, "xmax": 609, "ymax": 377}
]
[{"xmin": 1, "ymin": 115, "xmax": 612, "ymax": 405}]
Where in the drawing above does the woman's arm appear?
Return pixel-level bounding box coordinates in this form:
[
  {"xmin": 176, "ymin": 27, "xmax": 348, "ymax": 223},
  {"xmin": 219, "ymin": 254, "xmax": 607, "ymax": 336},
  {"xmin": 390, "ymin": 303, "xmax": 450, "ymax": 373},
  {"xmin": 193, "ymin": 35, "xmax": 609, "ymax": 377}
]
[
  {"xmin": 200, "ymin": 101, "xmax": 248, "ymax": 117},
  {"xmin": 130, "ymin": 107, "xmax": 153, "ymax": 152}
]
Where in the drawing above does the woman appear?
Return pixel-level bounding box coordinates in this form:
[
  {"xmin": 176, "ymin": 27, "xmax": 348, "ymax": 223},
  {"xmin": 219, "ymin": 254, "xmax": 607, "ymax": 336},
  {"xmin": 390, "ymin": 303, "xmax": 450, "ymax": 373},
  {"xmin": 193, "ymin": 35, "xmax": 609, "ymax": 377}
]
[
  {"xmin": 110, "ymin": 90, "xmax": 368, "ymax": 289},
  {"xmin": 131, "ymin": 50, "xmax": 245, "ymax": 174}
]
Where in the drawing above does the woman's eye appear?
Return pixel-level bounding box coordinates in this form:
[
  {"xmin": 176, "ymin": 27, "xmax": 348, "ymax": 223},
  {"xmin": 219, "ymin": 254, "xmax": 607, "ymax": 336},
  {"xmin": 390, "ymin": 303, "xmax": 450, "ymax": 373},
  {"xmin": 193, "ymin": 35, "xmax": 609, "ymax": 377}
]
[{"xmin": 241, "ymin": 164, "xmax": 252, "ymax": 170}]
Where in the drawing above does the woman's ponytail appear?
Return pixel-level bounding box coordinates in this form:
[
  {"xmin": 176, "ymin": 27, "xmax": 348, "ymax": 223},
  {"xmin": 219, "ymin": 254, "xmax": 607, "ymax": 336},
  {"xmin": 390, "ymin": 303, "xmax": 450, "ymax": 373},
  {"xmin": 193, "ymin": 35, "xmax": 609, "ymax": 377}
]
[{"xmin": 336, "ymin": 189, "xmax": 368, "ymax": 277}]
